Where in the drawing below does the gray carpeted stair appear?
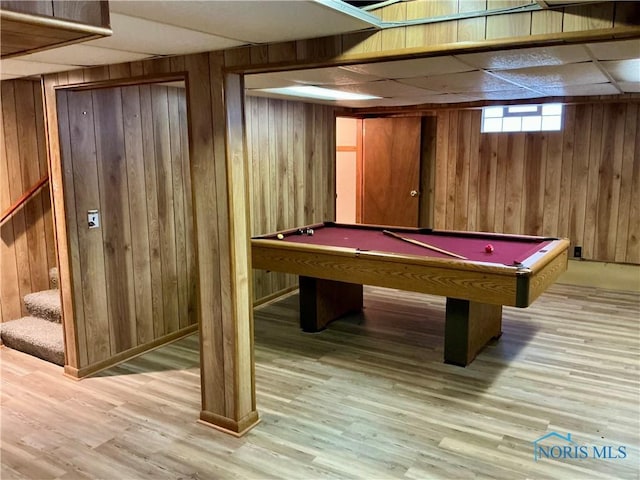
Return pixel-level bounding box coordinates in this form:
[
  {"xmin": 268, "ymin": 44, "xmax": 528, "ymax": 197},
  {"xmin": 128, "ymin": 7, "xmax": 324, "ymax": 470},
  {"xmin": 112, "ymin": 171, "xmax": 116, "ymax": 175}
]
[
  {"xmin": 24, "ymin": 289, "xmax": 62, "ymax": 323},
  {"xmin": 1, "ymin": 317, "xmax": 64, "ymax": 365},
  {"xmin": 1, "ymin": 268, "xmax": 64, "ymax": 366}
]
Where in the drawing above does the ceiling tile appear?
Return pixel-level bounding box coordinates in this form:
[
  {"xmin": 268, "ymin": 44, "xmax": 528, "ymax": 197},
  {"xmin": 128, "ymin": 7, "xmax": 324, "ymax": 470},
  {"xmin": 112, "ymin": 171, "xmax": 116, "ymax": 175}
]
[
  {"xmin": 618, "ymin": 82, "xmax": 640, "ymax": 93},
  {"xmin": 408, "ymin": 93, "xmax": 482, "ymax": 104},
  {"xmin": 0, "ymin": 0, "xmax": 634, "ymax": 107},
  {"xmin": 537, "ymin": 83, "xmax": 620, "ymax": 97},
  {"xmin": 361, "ymin": 94, "xmax": 481, "ymax": 106},
  {"xmin": 364, "ymin": 97, "xmax": 431, "ymax": 107},
  {"xmin": 18, "ymin": 44, "xmax": 152, "ymax": 67},
  {"xmin": 271, "ymin": 67, "xmax": 382, "ymax": 86},
  {"xmin": 245, "ymin": 89, "xmax": 291, "ymax": 101},
  {"xmin": 456, "ymin": 45, "xmax": 590, "ymax": 70},
  {"xmin": 469, "ymin": 89, "xmax": 546, "ymax": 101},
  {"xmin": 87, "ymin": 13, "xmax": 243, "ymax": 55},
  {"xmin": 0, "ymin": 58, "xmax": 76, "ymax": 76},
  {"xmin": 110, "ymin": 1, "xmax": 377, "ymax": 44},
  {"xmin": 334, "ymin": 98, "xmax": 406, "ymax": 109},
  {"xmin": 399, "ymin": 71, "xmax": 518, "ymax": 93},
  {"xmin": 587, "ymin": 39, "xmax": 640, "ymax": 61},
  {"xmin": 600, "ymin": 59, "xmax": 640, "ymax": 83},
  {"xmin": 245, "ymin": 89, "xmax": 338, "ymax": 106},
  {"xmin": 246, "ymin": 88, "xmax": 477, "ymax": 107},
  {"xmin": 340, "ymin": 56, "xmax": 476, "ymax": 79},
  {"xmin": 491, "ymin": 62, "xmax": 609, "ymax": 88},
  {"xmin": 245, "ymin": 73, "xmax": 295, "ymax": 90},
  {"xmin": 336, "ymin": 80, "xmax": 438, "ymax": 97},
  {"xmin": 544, "ymin": 0, "xmax": 602, "ymax": 4}
]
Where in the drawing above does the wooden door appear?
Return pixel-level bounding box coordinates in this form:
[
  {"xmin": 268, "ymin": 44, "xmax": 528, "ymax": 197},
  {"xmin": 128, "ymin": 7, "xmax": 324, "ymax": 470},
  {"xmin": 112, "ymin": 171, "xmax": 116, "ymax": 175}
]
[{"xmin": 361, "ymin": 117, "xmax": 421, "ymax": 227}]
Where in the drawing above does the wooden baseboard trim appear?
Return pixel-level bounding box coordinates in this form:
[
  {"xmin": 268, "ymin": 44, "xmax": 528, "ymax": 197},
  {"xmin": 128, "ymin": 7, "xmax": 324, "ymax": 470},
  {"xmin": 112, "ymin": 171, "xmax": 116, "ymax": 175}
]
[
  {"xmin": 64, "ymin": 324, "xmax": 199, "ymax": 379},
  {"xmin": 253, "ymin": 286, "xmax": 298, "ymax": 308},
  {"xmin": 198, "ymin": 410, "xmax": 261, "ymax": 437}
]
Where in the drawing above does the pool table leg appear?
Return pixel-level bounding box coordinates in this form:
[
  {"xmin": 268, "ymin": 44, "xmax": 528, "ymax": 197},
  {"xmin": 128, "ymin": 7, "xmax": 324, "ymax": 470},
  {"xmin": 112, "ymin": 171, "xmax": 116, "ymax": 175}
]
[
  {"xmin": 444, "ymin": 298, "xmax": 503, "ymax": 366},
  {"xmin": 298, "ymin": 276, "xmax": 364, "ymax": 332}
]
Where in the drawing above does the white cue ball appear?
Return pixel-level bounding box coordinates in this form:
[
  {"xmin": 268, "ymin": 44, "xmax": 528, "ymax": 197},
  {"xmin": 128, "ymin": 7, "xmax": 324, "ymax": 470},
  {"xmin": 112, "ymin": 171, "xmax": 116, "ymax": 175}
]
[{"xmin": 277, "ymin": 233, "xmax": 284, "ymax": 239}]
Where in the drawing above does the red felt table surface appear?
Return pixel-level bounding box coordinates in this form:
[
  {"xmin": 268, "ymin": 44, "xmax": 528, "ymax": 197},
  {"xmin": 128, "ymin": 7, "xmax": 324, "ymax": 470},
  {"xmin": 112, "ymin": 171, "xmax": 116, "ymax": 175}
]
[{"xmin": 279, "ymin": 226, "xmax": 552, "ymax": 266}]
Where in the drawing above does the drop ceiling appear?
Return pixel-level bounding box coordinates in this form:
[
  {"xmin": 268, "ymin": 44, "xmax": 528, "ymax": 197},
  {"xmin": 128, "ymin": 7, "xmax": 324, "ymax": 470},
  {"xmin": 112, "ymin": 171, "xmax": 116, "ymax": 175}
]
[
  {"xmin": 0, "ymin": 1, "xmax": 638, "ymax": 107},
  {"xmin": 246, "ymin": 39, "xmax": 640, "ymax": 107},
  {"xmin": 0, "ymin": 1, "xmax": 379, "ymax": 79}
]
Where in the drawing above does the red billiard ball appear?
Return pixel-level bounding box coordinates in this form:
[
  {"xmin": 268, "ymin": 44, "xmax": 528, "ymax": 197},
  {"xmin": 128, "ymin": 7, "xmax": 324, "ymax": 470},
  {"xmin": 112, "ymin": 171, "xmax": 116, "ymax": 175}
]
[{"xmin": 485, "ymin": 244, "xmax": 494, "ymax": 253}]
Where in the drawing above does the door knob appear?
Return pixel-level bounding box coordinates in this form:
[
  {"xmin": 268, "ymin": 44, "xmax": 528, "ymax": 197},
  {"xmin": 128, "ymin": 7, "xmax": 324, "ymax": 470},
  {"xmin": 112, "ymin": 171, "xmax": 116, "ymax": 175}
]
[{"xmin": 410, "ymin": 190, "xmax": 419, "ymax": 197}]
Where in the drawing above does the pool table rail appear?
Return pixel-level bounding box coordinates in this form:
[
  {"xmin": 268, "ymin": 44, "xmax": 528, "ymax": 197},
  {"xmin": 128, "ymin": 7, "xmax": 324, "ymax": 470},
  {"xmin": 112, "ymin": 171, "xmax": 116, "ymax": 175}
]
[
  {"xmin": 515, "ymin": 238, "xmax": 570, "ymax": 306},
  {"xmin": 251, "ymin": 236, "xmax": 569, "ymax": 308}
]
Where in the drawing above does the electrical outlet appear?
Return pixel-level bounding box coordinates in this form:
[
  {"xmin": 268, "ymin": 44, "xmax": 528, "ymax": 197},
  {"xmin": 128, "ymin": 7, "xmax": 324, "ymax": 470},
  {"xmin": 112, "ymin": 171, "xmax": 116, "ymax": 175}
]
[{"xmin": 573, "ymin": 246, "xmax": 582, "ymax": 258}]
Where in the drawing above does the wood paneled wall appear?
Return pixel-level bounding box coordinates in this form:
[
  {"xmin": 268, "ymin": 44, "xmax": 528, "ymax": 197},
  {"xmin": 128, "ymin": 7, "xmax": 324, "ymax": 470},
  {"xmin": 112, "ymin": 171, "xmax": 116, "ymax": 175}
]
[
  {"xmin": 245, "ymin": 96, "xmax": 336, "ymax": 301},
  {"xmin": 377, "ymin": 0, "xmax": 634, "ymax": 47},
  {"xmin": 433, "ymin": 103, "xmax": 640, "ymax": 264},
  {"xmin": 55, "ymin": 84, "xmax": 195, "ymax": 366},
  {"xmin": 43, "ymin": 53, "xmax": 259, "ymax": 435},
  {"xmin": 0, "ymin": 79, "xmax": 56, "ymax": 323}
]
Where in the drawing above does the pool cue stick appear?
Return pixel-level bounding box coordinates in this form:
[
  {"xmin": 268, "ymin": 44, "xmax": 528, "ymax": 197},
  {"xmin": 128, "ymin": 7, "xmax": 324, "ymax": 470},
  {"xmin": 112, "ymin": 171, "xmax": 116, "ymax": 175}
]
[{"xmin": 382, "ymin": 230, "xmax": 468, "ymax": 260}]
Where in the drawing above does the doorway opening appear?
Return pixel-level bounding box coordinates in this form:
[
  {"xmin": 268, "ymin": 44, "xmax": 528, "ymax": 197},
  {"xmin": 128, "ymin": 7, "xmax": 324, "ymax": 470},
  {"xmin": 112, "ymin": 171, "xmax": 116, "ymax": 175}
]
[{"xmin": 335, "ymin": 115, "xmax": 435, "ymax": 228}]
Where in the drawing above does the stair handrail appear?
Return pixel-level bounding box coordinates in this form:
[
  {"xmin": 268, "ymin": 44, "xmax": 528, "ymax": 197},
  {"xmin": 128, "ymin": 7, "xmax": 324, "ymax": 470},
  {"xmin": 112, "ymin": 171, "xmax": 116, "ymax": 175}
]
[{"xmin": 0, "ymin": 174, "xmax": 49, "ymax": 225}]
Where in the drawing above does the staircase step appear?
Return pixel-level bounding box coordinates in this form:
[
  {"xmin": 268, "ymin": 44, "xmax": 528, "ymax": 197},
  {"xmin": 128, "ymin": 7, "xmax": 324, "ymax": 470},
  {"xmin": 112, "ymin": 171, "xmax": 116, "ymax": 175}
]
[
  {"xmin": 24, "ymin": 289, "xmax": 61, "ymax": 323},
  {"xmin": 0, "ymin": 317, "xmax": 64, "ymax": 366}
]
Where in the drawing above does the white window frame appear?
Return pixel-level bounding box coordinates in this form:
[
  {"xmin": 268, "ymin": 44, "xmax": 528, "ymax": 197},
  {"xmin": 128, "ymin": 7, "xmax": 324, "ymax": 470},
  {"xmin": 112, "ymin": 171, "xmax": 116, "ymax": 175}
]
[{"xmin": 481, "ymin": 103, "xmax": 563, "ymax": 133}]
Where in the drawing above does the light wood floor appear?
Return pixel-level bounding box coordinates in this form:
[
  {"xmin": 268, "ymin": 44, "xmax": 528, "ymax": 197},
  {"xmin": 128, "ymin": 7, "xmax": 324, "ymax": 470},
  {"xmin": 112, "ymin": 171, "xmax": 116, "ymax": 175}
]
[{"xmin": 1, "ymin": 284, "xmax": 639, "ymax": 479}]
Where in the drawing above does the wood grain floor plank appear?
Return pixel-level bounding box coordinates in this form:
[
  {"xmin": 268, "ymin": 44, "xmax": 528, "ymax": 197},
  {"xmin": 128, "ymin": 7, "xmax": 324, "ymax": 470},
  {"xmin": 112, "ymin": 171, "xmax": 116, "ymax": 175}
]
[{"xmin": 1, "ymin": 283, "xmax": 638, "ymax": 479}]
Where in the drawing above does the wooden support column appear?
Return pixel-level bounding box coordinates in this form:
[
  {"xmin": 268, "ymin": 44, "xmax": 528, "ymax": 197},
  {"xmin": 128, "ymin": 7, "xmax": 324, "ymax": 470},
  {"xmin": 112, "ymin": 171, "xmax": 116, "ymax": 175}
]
[{"xmin": 197, "ymin": 54, "xmax": 259, "ymax": 436}]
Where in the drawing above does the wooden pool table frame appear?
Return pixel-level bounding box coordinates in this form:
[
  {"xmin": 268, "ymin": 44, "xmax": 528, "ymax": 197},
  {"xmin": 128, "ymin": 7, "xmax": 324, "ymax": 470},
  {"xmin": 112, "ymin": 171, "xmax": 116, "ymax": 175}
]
[{"xmin": 252, "ymin": 223, "xmax": 570, "ymax": 366}]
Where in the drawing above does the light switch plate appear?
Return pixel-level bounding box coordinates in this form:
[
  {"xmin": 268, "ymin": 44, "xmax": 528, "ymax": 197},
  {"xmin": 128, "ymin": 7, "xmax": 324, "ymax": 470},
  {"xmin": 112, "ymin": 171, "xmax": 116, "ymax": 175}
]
[{"xmin": 88, "ymin": 210, "xmax": 100, "ymax": 229}]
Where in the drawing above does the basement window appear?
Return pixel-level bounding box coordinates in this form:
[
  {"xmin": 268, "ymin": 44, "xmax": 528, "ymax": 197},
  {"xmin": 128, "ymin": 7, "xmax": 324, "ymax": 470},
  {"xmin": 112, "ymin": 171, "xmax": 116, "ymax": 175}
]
[{"xmin": 481, "ymin": 103, "xmax": 563, "ymax": 133}]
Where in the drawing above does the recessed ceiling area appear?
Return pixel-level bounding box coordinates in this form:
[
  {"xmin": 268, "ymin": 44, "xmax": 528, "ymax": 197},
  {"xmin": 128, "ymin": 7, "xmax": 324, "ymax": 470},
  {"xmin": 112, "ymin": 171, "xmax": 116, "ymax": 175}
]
[
  {"xmin": 1, "ymin": 1, "xmax": 638, "ymax": 106},
  {"xmin": 0, "ymin": 0, "xmax": 378, "ymax": 80},
  {"xmin": 245, "ymin": 39, "xmax": 640, "ymax": 108}
]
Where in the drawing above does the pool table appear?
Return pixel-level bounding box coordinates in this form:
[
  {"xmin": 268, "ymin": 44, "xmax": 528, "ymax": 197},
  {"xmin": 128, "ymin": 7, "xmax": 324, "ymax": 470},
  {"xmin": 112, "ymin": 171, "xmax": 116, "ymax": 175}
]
[{"xmin": 251, "ymin": 222, "xmax": 570, "ymax": 366}]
